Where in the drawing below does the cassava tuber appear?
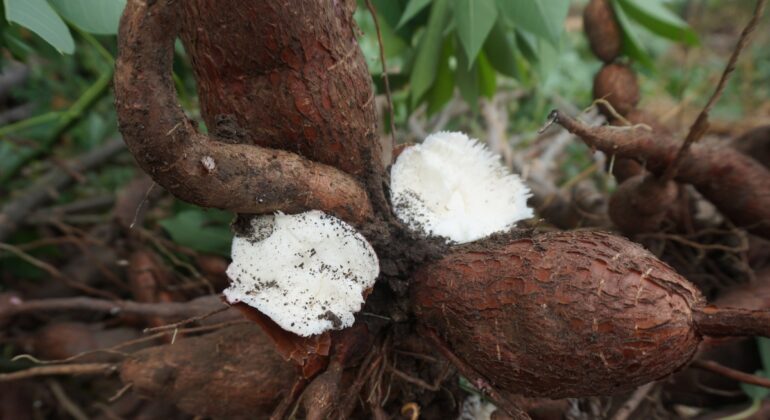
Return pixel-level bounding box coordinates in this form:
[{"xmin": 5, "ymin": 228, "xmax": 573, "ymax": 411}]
[
  {"xmin": 411, "ymin": 230, "xmax": 770, "ymax": 398},
  {"xmin": 114, "ymin": 0, "xmax": 375, "ymax": 226},
  {"xmin": 121, "ymin": 324, "xmax": 295, "ymax": 419},
  {"xmin": 583, "ymin": 0, "xmax": 623, "ymax": 63},
  {"xmin": 593, "ymin": 63, "xmax": 640, "ymax": 117},
  {"xmin": 553, "ymin": 110, "xmax": 770, "ymax": 239},
  {"xmin": 608, "ymin": 174, "xmax": 679, "ymax": 234},
  {"xmin": 731, "ymin": 125, "xmax": 770, "ymax": 169}
]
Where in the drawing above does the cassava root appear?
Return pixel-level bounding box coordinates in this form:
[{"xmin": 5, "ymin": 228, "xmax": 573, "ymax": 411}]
[
  {"xmin": 551, "ymin": 110, "xmax": 770, "ymax": 238},
  {"xmin": 114, "ymin": 0, "xmax": 374, "ymax": 226},
  {"xmin": 411, "ymin": 230, "xmax": 770, "ymax": 399}
]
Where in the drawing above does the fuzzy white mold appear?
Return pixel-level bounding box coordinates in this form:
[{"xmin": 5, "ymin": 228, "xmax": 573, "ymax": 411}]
[
  {"xmin": 224, "ymin": 210, "xmax": 379, "ymax": 337},
  {"xmin": 390, "ymin": 131, "xmax": 533, "ymax": 244},
  {"xmin": 458, "ymin": 394, "xmax": 497, "ymax": 420}
]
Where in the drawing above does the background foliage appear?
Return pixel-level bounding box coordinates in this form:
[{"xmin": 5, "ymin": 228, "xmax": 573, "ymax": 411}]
[{"xmin": 0, "ymin": 1, "xmax": 767, "ymax": 292}]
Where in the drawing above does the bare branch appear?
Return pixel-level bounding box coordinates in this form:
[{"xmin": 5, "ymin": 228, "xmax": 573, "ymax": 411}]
[
  {"xmin": 0, "ymin": 363, "xmax": 116, "ymax": 383},
  {"xmin": 691, "ymin": 360, "xmax": 770, "ymax": 389},
  {"xmin": 662, "ymin": 0, "xmax": 767, "ymax": 182}
]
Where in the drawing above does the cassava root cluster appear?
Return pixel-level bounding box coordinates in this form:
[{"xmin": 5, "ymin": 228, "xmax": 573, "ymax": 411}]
[{"xmin": 105, "ymin": 0, "xmax": 770, "ymax": 418}]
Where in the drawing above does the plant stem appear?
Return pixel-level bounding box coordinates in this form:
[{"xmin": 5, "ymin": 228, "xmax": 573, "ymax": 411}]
[
  {"xmin": 0, "ymin": 67, "xmax": 114, "ymax": 183},
  {"xmin": 661, "ymin": 0, "xmax": 767, "ymax": 182}
]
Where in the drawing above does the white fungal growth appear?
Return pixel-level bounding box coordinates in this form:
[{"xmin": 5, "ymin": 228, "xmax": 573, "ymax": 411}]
[
  {"xmin": 223, "ymin": 210, "xmax": 379, "ymax": 337},
  {"xmin": 390, "ymin": 131, "xmax": 533, "ymax": 244},
  {"xmin": 458, "ymin": 395, "xmax": 497, "ymax": 420},
  {"xmin": 200, "ymin": 156, "xmax": 216, "ymax": 172}
]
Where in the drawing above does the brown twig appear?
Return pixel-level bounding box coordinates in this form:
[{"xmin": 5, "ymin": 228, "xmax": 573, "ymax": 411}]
[
  {"xmin": 691, "ymin": 360, "xmax": 770, "ymax": 389},
  {"xmin": 0, "ymin": 294, "xmax": 226, "ymax": 322},
  {"xmin": 108, "ymin": 383, "xmax": 134, "ymax": 403},
  {"xmin": 388, "ymin": 365, "xmax": 442, "ymax": 392},
  {"xmin": 143, "ymin": 306, "xmax": 230, "ymax": 333},
  {"xmin": 611, "ymin": 382, "xmax": 656, "ymax": 420},
  {"xmin": 0, "ymin": 243, "xmax": 119, "ymax": 299},
  {"xmin": 364, "ymin": 0, "xmax": 397, "ymax": 152},
  {"xmin": 47, "ymin": 379, "xmax": 90, "ymax": 420},
  {"xmin": 0, "ymin": 137, "xmax": 125, "ymax": 242},
  {"xmin": 269, "ymin": 378, "xmax": 308, "ymax": 420},
  {"xmin": 12, "ymin": 320, "xmax": 247, "ymax": 366},
  {"xmin": 661, "ymin": 0, "xmax": 767, "ymax": 182},
  {"xmin": 0, "ymin": 363, "xmax": 116, "ymax": 382}
]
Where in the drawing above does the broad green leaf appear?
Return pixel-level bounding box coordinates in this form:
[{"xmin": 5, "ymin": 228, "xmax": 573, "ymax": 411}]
[
  {"xmin": 454, "ymin": 0, "xmax": 497, "ymax": 68},
  {"xmin": 617, "ymin": 0, "xmax": 698, "ymax": 46},
  {"xmin": 483, "ymin": 20, "xmax": 520, "ymax": 79},
  {"xmin": 410, "ymin": 0, "xmax": 450, "ymax": 106},
  {"xmin": 514, "ymin": 29, "xmax": 538, "ymax": 64},
  {"xmin": 496, "ymin": 0, "xmax": 568, "ymax": 46},
  {"xmin": 612, "ymin": 0, "xmax": 654, "ymax": 69},
  {"xmin": 370, "ymin": 0, "xmax": 404, "ymax": 29},
  {"xmin": 49, "ymin": 0, "xmax": 126, "ymax": 35},
  {"xmin": 477, "ymin": 51, "xmax": 496, "ymax": 98},
  {"xmin": 426, "ymin": 38, "xmax": 455, "ymax": 115},
  {"xmin": 535, "ymin": 37, "xmax": 559, "ymax": 83},
  {"xmin": 379, "ymin": 12, "xmax": 408, "ymax": 58},
  {"xmin": 4, "ymin": 0, "xmax": 74, "ymax": 53},
  {"xmin": 159, "ymin": 209, "xmax": 232, "ymax": 256},
  {"xmin": 397, "ymin": 0, "xmax": 430, "ymax": 28},
  {"xmin": 455, "ymin": 45, "xmax": 478, "ymax": 110}
]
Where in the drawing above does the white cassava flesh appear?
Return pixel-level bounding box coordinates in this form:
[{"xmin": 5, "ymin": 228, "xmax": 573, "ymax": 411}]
[
  {"xmin": 390, "ymin": 131, "xmax": 533, "ymax": 244},
  {"xmin": 224, "ymin": 211, "xmax": 379, "ymax": 337}
]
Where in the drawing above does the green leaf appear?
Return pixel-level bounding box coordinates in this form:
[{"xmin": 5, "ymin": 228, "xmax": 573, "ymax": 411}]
[
  {"xmin": 535, "ymin": 37, "xmax": 559, "ymax": 83},
  {"xmin": 496, "ymin": 0, "xmax": 568, "ymax": 46},
  {"xmin": 453, "ymin": 0, "xmax": 497, "ymax": 67},
  {"xmin": 48, "ymin": 0, "xmax": 126, "ymax": 35},
  {"xmin": 410, "ymin": 0, "xmax": 450, "ymax": 106},
  {"xmin": 477, "ymin": 52, "xmax": 496, "ymax": 98},
  {"xmin": 483, "ymin": 20, "xmax": 520, "ymax": 79},
  {"xmin": 455, "ymin": 44, "xmax": 478, "ymax": 110},
  {"xmin": 617, "ymin": 0, "xmax": 698, "ymax": 46},
  {"xmin": 159, "ymin": 209, "xmax": 232, "ymax": 256},
  {"xmin": 612, "ymin": 0, "xmax": 654, "ymax": 69},
  {"xmin": 514, "ymin": 29, "xmax": 538, "ymax": 64},
  {"xmin": 758, "ymin": 337, "xmax": 770, "ymax": 373},
  {"xmin": 3, "ymin": 0, "xmax": 74, "ymax": 53},
  {"xmin": 369, "ymin": 0, "xmax": 403, "ymax": 29},
  {"xmin": 397, "ymin": 0, "xmax": 430, "ymax": 28},
  {"xmin": 426, "ymin": 37, "xmax": 455, "ymax": 115}
]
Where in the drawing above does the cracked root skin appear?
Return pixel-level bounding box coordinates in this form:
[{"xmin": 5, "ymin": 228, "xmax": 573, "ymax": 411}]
[
  {"xmin": 114, "ymin": 0, "xmax": 373, "ymax": 226},
  {"xmin": 121, "ymin": 324, "xmax": 295, "ymax": 419},
  {"xmin": 412, "ymin": 231, "xmax": 704, "ymax": 398},
  {"xmin": 178, "ymin": 0, "xmax": 383, "ymax": 179}
]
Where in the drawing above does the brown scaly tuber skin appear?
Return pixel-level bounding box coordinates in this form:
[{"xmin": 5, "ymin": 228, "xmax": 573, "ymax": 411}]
[
  {"xmin": 177, "ymin": 1, "xmax": 383, "ymax": 180},
  {"xmin": 553, "ymin": 110, "xmax": 770, "ymax": 239},
  {"xmin": 594, "ymin": 63, "xmax": 640, "ymax": 117},
  {"xmin": 121, "ymin": 324, "xmax": 295, "ymax": 419},
  {"xmin": 411, "ymin": 230, "xmax": 770, "ymax": 398},
  {"xmin": 609, "ymin": 174, "xmax": 679, "ymax": 234},
  {"xmin": 583, "ymin": 0, "xmax": 623, "ymax": 63},
  {"xmin": 114, "ymin": 0, "xmax": 374, "ymax": 226}
]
